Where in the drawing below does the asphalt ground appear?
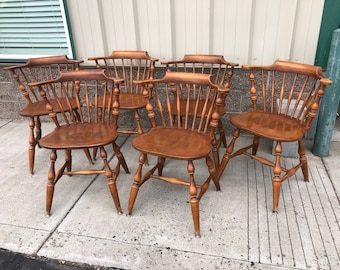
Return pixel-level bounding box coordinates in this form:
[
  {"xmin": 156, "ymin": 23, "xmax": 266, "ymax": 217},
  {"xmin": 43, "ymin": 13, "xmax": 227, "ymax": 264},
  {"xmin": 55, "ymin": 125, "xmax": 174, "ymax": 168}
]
[{"xmin": 0, "ymin": 248, "xmax": 122, "ymax": 270}]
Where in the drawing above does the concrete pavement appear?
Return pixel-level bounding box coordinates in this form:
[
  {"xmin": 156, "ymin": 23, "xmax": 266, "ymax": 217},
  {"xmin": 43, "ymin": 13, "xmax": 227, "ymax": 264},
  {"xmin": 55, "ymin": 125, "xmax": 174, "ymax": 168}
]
[{"xmin": 0, "ymin": 119, "xmax": 339, "ymax": 269}]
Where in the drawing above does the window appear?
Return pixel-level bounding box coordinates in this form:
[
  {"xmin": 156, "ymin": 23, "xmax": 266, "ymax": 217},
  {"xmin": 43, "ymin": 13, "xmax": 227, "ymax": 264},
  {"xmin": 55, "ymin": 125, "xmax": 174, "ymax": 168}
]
[{"xmin": 0, "ymin": 0, "xmax": 74, "ymax": 62}]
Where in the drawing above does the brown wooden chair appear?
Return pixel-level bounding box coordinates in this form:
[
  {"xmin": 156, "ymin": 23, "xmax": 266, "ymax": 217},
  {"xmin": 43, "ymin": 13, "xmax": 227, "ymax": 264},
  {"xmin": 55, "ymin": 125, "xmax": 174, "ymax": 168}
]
[
  {"xmin": 88, "ymin": 50, "xmax": 158, "ymax": 136},
  {"xmin": 217, "ymin": 60, "xmax": 332, "ymax": 212},
  {"xmin": 126, "ymin": 71, "xmax": 229, "ymax": 237},
  {"xmin": 4, "ymin": 55, "xmax": 92, "ymax": 174},
  {"xmin": 162, "ymin": 54, "xmax": 238, "ymax": 149},
  {"xmin": 29, "ymin": 69, "xmax": 129, "ymax": 215}
]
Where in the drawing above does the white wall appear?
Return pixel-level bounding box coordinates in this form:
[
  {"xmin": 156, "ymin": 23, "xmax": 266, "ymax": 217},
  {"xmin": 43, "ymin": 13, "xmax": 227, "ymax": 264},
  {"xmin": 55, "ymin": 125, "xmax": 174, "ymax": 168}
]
[{"xmin": 66, "ymin": 0, "xmax": 325, "ymax": 66}]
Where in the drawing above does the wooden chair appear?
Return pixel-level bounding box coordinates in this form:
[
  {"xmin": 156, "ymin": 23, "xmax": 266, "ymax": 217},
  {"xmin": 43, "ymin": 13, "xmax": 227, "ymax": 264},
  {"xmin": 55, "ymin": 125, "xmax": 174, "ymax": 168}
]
[
  {"xmin": 4, "ymin": 55, "xmax": 93, "ymax": 174},
  {"xmin": 126, "ymin": 71, "xmax": 229, "ymax": 237},
  {"xmin": 162, "ymin": 54, "xmax": 238, "ymax": 149},
  {"xmin": 217, "ymin": 60, "xmax": 332, "ymax": 212},
  {"xmin": 29, "ymin": 69, "xmax": 129, "ymax": 215},
  {"xmin": 88, "ymin": 50, "xmax": 158, "ymax": 135}
]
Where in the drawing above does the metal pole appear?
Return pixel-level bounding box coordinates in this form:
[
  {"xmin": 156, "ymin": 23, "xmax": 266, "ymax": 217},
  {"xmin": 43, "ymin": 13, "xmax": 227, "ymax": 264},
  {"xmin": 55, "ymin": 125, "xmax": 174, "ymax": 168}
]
[{"xmin": 312, "ymin": 29, "xmax": 340, "ymax": 157}]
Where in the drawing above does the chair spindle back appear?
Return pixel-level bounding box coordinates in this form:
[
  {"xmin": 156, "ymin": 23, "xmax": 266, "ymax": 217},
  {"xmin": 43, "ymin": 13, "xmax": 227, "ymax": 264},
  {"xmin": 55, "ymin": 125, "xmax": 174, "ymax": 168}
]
[
  {"xmin": 244, "ymin": 60, "xmax": 332, "ymax": 129},
  {"xmin": 30, "ymin": 69, "xmax": 122, "ymax": 127},
  {"xmin": 141, "ymin": 71, "xmax": 227, "ymax": 134},
  {"xmin": 89, "ymin": 50, "xmax": 158, "ymax": 96},
  {"xmin": 5, "ymin": 55, "xmax": 83, "ymax": 105}
]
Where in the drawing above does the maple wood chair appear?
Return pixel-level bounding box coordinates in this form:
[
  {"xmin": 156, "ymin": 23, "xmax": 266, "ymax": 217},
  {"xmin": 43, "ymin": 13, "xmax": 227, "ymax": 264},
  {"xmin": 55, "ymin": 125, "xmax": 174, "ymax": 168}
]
[
  {"xmin": 88, "ymin": 50, "xmax": 158, "ymax": 136},
  {"xmin": 126, "ymin": 71, "xmax": 229, "ymax": 237},
  {"xmin": 217, "ymin": 60, "xmax": 332, "ymax": 212},
  {"xmin": 29, "ymin": 69, "xmax": 129, "ymax": 215},
  {"xmin": 4, "ymin": 55, "xmax": 93, "ymax": 174},
  {"xmin": 162, "ymin": 54, "xmax": 238, "ymax": 150}
]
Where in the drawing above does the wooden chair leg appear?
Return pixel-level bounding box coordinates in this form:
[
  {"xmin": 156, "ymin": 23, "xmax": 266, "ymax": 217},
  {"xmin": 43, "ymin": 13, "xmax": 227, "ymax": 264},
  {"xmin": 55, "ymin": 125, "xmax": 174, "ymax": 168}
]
[
  {"xmin": 217, "ymin": 129, "xmax": 240, "ymax": 179},
  {"xmin": 46, "ymin": 150, "xmax": 57, "ymax": 216},
  {"xmin": 112, "ymin": 142, "xmax": 130, "ymax": 173},
  {"xmin": 273, "ymin": 142, "xmax": 283, "ymax": 212},
  {"xmin": 28, "ymin": 117, "xmax": 36, "ymax": 174},
  {"xmin": 218, "ymin": 119, "xmax": 227, "ymax": 148},
  {"xmin": 134, "ymin": 109, "xmax": 144, "ymax": 135},
  {"xmin": 298, "ymin": 140, "xmax": 309, "ymax": 181},
  {"xmin": 65, "ymin": 149, "xmax": 72, "ymax": 172},
  {"xmin": 127, "ymin": 153, "xmax": 146, "ymax": 215},
  {"xmin": 252, "ymin": 136, "xmax": 260, "ymax": 155},
  {"xmin": 35, "ymin": 116, "xmax": 42, "ymax": 143},
  {"xmin": 133, "ymin": 109, "xmax": 150, "ymax": 165},
  {"xmin": 211, "ymin": 132, "xmax": 220, "ymax": 171},
  {"xmin": 190, "ymin": 196, "xmax": 200, "ymax": 237},
  {"xmin": 101, "ymin": 146, "xmax": 122, "ymax": 214},
  {"xmin": 157, "ymin": 157, "xmax": 165, "ymax": 176},
  {"xmin": 272, "ymin": 179, "xmax": 281, "ymax": 213},
  {"xmin": 83, "ymin": 149, "xmax": 93, "ymax": 164},
  {"xmin": 207, "ymin": 156, "xmax": 220, "ymax": 191},
  {"xmin": 188, "ymin": 160, "xmax": 200, "ymax": 237},
  {"xmin": 198, "ymin": 156, "xmax": 219, "ymax": 201}
]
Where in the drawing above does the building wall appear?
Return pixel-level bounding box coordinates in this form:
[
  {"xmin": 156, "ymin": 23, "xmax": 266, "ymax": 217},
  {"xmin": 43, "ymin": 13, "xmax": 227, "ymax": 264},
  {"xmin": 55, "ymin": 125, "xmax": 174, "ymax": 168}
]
[
  {"xmin": 0, "ymin": 0, "xmax": 325, "ymax": 124},
  {"xmin": 66, "ymin": 0, "xmax": 324, "ymax": 66}
]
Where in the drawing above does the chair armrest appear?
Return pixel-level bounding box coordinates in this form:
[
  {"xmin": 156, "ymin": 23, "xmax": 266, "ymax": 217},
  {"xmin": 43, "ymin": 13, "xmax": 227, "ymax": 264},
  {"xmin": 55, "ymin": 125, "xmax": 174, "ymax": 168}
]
[
  {"xmin": 161, "ymin": 60, "xmax": 179, "ymax": 65},
  {"xmin": 132, "ymin": 79, "xmax": 155, "ymax": 85},
  {"xmin": 88, "ymin": 56, "xmax": 113, "ymax": 61},
  {"xmin": 320, "ymin": 78, "xmax": 332, "ymax": 85}
]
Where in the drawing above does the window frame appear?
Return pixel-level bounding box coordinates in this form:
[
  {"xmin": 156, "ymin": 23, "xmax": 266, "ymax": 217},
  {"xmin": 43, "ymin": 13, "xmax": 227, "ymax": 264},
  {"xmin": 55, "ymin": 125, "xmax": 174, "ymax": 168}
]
[{"xmin": 0, "ymin": 0, "xmax": 75, "ymax": 63}]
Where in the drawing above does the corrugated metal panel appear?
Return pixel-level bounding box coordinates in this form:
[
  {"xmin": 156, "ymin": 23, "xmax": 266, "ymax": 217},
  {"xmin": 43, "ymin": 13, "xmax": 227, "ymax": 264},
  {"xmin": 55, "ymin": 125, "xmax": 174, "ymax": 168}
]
[{"xmin": 66, "ymin": 0, "xmax": 325, "ymax": 66}]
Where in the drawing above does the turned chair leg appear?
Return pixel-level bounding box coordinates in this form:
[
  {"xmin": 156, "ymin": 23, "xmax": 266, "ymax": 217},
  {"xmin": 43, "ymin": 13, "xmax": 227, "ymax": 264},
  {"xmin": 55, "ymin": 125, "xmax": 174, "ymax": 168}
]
[
  {"xmin": 28, "ymin": 117, "xmax": 37, "ymax": 174},
  {"xmin": 134, "ymin": 109, "xmax": 149, "ymax": 165},
  {"xmin": 127, "ymin": 153, "xmax": 147, "ymax": 215},
  {"xmin": 157, "ymin": 157, "xmax": 165, "ymax": 176},
  {"xmin": 217, "ymin": 129, "xmax": 240, "ymax": 179},
  {"xmin": 207, "ymin": 156, "xmax": 220, "ymax": 191},
  {"xmin": 252, "ymin": 136, "xmax": 260, "ymax": 155},
  {"xmin": 272, "ymin": 142, "xmax": 283, "ymax": 212},
  {"xmin": 134, "ymin": 109, "xmax": 144, "ymax": 135},
  {"xmin": 217, "ymin": 119, "xmax": 227, "ymax": 148},
  {"xmin": 83, "ymin": 149, "xmax": 94, "ymax": 164},
  {"xmin": 298, "ymin": 140, "xmax": 309, "ymax": 181},
  {"xmin": 112, "ymin": 142, "xmax": 130, "ymax": 173},
  {"xmin": 35, "ymin": 116, "xmax": 42, "ymax": 143},
  {"xmin": 46, "ymin": 150, "xmax": 57, "ymax": 216},
  {"xmin": 187, "ymin": 160, "xmax": 200, "ymax": 237},
  {"xmin": 100, "ymin": 146, "xmax": 122, "ymax": 214}
]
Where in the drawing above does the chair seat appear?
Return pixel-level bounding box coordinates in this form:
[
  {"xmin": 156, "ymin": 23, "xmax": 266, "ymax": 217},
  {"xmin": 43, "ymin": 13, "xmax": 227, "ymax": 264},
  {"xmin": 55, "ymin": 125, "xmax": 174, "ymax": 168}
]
[
  {"xmin": 20, "ymin": 98, "xmax": 78, "ymax": 117},
  {"xmin": 39, "ymin": 123, "xmax": 118, "ymax": 149},
  {"xmin": 230, "ymin": 111, "xmax": 307, "ymax": 142},
  {"xmin": 132, "ymin": 127, "xmax": 212, "ymax": 160},
  {"xmin": 169, "ymin": 99, "xmax": 226, "ymax": 117},
  {"xmin": 96, "ymin": 93, "xmax": 147, "ymax": 110}
]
